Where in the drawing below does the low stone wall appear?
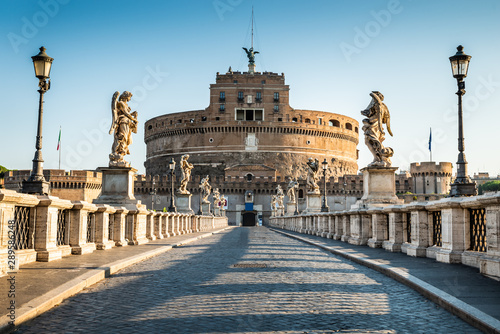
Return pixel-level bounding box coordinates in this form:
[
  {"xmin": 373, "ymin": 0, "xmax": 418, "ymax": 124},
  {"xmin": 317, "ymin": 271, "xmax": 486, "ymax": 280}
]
[
  {"xmin": 269, "ymin": 192, "xmax": 500, "ymax": 279},
  {"xmin": 0, "ymin": 189, "xmax": 228, "ymax": 277}
]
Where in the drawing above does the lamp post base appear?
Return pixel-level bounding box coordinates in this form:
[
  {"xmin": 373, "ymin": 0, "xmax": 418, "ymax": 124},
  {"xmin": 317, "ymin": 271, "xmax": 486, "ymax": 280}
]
[
  {"xmin": 21, "ymin": 179, "xmax": 50, "ymax": 195},
  {"xmin": 450, "ymin": 181, "xmax": 477, "ymax": 197}
]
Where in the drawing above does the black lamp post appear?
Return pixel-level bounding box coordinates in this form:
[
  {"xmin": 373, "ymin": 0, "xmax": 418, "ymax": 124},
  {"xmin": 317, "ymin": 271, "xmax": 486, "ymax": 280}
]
[
  {"xmin": 343, "ymin": 181, "xmax": 348, "ymax": 211},
  {"xmin": 449, "ymin": 45, "xmax": 477, "ymax": 196},
  {"xmin": 321, "ymin": 158, "xmax": 329, "ymax": 212},
  {"xmin": 168, "ymin": 158, "xmax": 177, "ymax": 212},
  {"xmin": 150, "ymin": 178, "xmax": 156, "ymax": 211},
  {"xmin": 22, "ymin": 46, "xmax": 54, "ymax": 195}
]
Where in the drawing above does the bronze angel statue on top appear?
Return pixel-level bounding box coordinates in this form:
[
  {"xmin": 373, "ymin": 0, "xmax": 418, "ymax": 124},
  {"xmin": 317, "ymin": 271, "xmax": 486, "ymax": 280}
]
[
  {"xmin": 109, "ymin": 91, "xmax": 138, "ymax": 167},
  {"xmin": 242, "ymin": 47, "xmax": 259, "ymax": 65},
  {"xmin": 361, "ymin": 91, "xmax": 394, "ymax": 167}
]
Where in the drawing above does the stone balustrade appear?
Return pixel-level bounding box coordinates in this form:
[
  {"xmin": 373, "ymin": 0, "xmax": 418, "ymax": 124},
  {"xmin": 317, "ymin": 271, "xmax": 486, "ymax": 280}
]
[
  {"xmin": 269, "ymin": 192, "xmax": 500, "ymax": 279},
  {"xmin": 0, "ymin": 189, "xmax": 228, "ymax": 277}
]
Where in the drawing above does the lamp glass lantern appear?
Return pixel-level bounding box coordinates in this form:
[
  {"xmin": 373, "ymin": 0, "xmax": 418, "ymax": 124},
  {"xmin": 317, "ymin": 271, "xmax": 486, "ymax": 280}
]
[
  {"xmin": 322, "ymin": 159, "xmax": 328, "ymax": 170},
  {"xmin": 449, "ymin": 45, "xmax": 471, "ymax": 80},
  {"xmin": 32, "ymin": 46, "xmax": 54, "ymax": 80},
  {"xmin": 169, "ymin": 158, "xmax": 176, "ymax": 171}
]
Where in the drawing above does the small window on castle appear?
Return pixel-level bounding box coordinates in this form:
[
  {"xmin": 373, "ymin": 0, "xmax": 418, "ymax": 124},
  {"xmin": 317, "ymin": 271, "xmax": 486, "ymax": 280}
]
[
  {"xmin": 273, "ymin": 105, "xmax": 279, "ymax": 112},
  {"xmin": 201, "ymin": 116, "xmax": 207, "ymax": 121},
  {"xmin": 345, "ymin": 122, "xmax": 353, "ymax": 130},
  {"xmin": 215, "ymin": 117, "xmax": 220, "ymax": 121},
  {"xmin": 236, "ymin": 109, "xmax": 245, "ymax": 120},
  {"xmin": 305, "ymin": 118, "xmax": 311, "ymax": 124},
  {"xmin": 190, "ymin": 119, "xmax": 194, "ymax": 123},
  {"xmin": 318, "ymin": 118, "xmax": 323, "ymax": 125},
  {"xmin": 148, "ymin": 125, "xmax": 152, "ymax": 130},
  {"xmin": 329, "ymin": 119, "xmax": 340, "ymax": 127},
  {"xmin": 209, "ymin": 138, "xmax": 214, "ymax": 143},
  {"xmin": 278, "ymin": 118, "xmax": 283, "ymax": 122},
  {"xmin": 292, "ymin": 117, "xmax": 297, "ymax": 122},
  {"xmin": 238, "ymin": 91, "xmax": 244, "ymax": 101},
  {"xmin": 298, "ymin": 189, "xmax": 304, "ymax": 199},
  {"xmin": 255, "ymin": 109, "xmax": 263, "ymax": 120},
  {"xmin": 219, "ymin": 91, "xmax": 225, "ymax": 101},
  {"xmin": 220, "ymin": 104, "xmax": 225, "ymax": 112},
  {"xmin": 177, "ymin": 119, "xmax": 182, "ymax": 123},
  {"xmin": 246, "ymin": 174, "xmax": 253, "ymax": 181},
  {"xmin": 355, "ymin": 127, "xmax": 359, "ymax": 133},
  {"xmin": 234, "ymin": 80, "xmax": 238, "ymax": 84},
  {"xmin": 256, "ymin": 92, "xmax": 262, "ymax": 101},
  {"xmin": 274, "ymin": 92, "xmax": 279, "ymax": 101},
  {"xmin": 306, "ymin": 140, "xmax": 311, "ymax": 145},
  {"xmin": 261, "ymin": 80, "xmax": 266, "ymax": 84}
]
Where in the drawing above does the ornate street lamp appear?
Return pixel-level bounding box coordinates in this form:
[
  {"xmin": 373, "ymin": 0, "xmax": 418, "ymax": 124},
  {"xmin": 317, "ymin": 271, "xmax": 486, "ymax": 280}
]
[
  {"xmin": 22, "ymin": 46, "xmax": 54, "ymax": 195},
  {"xmin": 449, "ymin": 45, "xmax": 477, "ymax": 196},
  {"xmin": 168, "ymin": 158, "xmax": 177, "ymax": 212},
  {"xmin": 321, "ymin": 158, "xmax": 329, "ymax": 212}
]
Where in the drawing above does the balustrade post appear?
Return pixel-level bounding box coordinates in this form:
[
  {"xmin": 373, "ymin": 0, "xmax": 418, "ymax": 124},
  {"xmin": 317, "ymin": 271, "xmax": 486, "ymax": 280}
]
[
  {"xmin": 341, "ymin": 213, "xmax": 352, "ymax": 242},
  {"xmin": 95, "ymin": 204, "xmax": 117, "ymax": 250},
  {"xmin": 479, "ymin": 193, "xmax": 500, "ymax": 278},
  {"xmin": 333, "ymin": 214, "xmax": 343, "ymax": 240},
  {"xmin": 383, "ymin": 205, "xmax": 404, "ymax": 252},
  {"xmin": 69, "ymin": 201, "xmax": 97, "ymax": 255},
  {"xmin": 112, "ymin": 207, "xmax": 129, "ymax": 246},
  {"xmin": 368, "ymin": 208, "xmax": 388, "ymax": 248},
  {"xmin": 406, "ymin": 203, "xmax": 429, "ymax": 257}
]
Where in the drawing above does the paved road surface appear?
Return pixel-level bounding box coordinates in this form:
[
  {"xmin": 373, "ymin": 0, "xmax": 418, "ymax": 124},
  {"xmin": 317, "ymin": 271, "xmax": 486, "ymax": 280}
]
[{"xmin": 15, "ymin": 227, "xmax": 480, "ymax": 333}]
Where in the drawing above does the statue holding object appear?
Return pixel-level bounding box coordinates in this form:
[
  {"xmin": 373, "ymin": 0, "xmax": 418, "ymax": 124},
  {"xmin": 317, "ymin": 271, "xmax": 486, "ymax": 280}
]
[
  {"xmin": 200, "ymin": 175, "xmax": 212, "ymax": 204},
  {"xmin": 286, "ymin": 179, "xmax": 299, "ymax": 203},
  {"xmin": 306, "ymin": 158, "xmax": 320, "ymax": 194},
  {"xmin": 178, "ymin": 154, "xmax": 194, "ymax": 194},
  {"xmin": 361, "ymin": 91, "xmax": 394, "ymax": 167},
  {"xmin": 109, "ymin": 91, "xmax": 138, "ymax": 167}
]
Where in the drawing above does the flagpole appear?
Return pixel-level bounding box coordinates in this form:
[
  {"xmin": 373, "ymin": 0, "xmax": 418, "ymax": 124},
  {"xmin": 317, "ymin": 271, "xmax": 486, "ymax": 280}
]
[
  {"xmin": 429, "ymin": 127, "xmax": 432, "ymax": 162},
  {"xmin": 59, "ymin": 141, "xmax": 61, "ymax": 170}
]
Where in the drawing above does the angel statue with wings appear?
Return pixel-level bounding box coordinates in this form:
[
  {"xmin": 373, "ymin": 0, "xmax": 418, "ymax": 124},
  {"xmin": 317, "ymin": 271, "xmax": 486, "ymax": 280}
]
[
  {"xmin": 361, "ymin": 91, "xmax": 394, "ymax": 167},
  {"xmin": 306, "ymin": 158, "xmax": 320, "ymax": 194},
  {"xmin": 242, "ymin": 47, "xmax": 259, "ymax": 65},
  {"xmin": 109, "ymin": 91, "xmax": 138, "ymax": 167}
]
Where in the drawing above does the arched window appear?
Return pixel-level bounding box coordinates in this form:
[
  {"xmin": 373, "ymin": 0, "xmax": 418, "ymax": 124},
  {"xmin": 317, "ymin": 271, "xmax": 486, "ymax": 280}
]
[
  {"xmin": 305, "ymin": 118, "xmax": 311, "ymax": 124},
  {"xmin": 292, "ymin": 117, "xmax": 297, "ymax": 122},
  {"xmin": 298, "ymin": 189, "xmax": 304, "ymax": 199},
  {"xmin": 355, "ymin": 126, "xmax": 359, "ymax": 133},
  {"xmin": 329, "ymin": 120, "xmax": 340, "ymax": 127},
  {"xmin": 246, "ymin": 173, "xmax": 253, "ymax": 182},
  {"xmin": 345, "ymin": 122, "xmax": 353, "ymax": 130}
]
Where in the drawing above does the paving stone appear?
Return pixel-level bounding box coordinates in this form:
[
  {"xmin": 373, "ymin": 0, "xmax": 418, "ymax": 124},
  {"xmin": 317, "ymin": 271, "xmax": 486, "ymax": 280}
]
[{"xmin": 16, "ymin": 227, "xmax": 481, "ymax": 334}]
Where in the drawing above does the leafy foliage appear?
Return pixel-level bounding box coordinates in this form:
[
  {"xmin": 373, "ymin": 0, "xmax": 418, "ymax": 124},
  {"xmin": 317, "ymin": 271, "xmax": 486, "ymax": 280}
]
[{"xmin": 478, "ymin": 181, "xmax": 500, "ymax": 195}]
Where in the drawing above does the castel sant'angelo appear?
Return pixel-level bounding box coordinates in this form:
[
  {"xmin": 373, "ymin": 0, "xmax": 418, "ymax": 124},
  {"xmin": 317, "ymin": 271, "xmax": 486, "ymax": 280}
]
[{"xmin": 144, "ymin": 51, "xmax": 359, "ymax": 181}]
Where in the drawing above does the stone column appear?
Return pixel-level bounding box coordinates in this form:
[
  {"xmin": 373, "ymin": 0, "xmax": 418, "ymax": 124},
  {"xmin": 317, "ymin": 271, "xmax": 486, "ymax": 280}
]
[
  {"xmin": 161, "ymin": 213, "xmax": 170, "ymax": 238},
  {"xmin": 333, "ymin": 214, "xmax": 344, "ymax": 240},
  {"xmin": 128, "ymin": 205, "xmax": 149, "ymax": 245},
  {"xmin": 406, "ymin": 203, "xmax": 429, "ymax": 257},
  {"xmin": 69, "ymin": 201, "xmax": 98, "ymax": 255},
  {"xmin": 94, "ymin": 204, "xmax": 117, "ymax": 250},
  {"xmin": 326, "ymin": 214, "xmax": 335, "ymax": 239},
  {"xmin": 432, "ymin": 199, "xmax": 466, "ymax": 264},
  {"xmin": 383, "ymin": 206, "xmax": 404, "ymax": 252},
  {"xmin": 349, "ymin": 210, "xmax": 371, "ymax": 246},
  {"xmin": 173, "ymin": 213, "xmax": 180, "ymax": 236},
  {"xmin": 33, "ymin": 196, "xmax": 73, "ymax": 261},
  {"xmin": 479, "ymin": 194, "xmax": 500, "ymax": 278},
  {"xmin": 112, "ymin": 207, "xmax": 129, "ymax": 246},
  {"xmin": 145, "ymin": 211, "xmax": 155, "ymax": 241},
  {"xmin": 341, "ymin": 213, "xmax": 352, "ymax": 242},
  {"xmin": 368, "ymin": 208, "xmax": 388, "ymax": 248},
  {"xmin": 154, "ymin": 212, "xmax": 163, "ymax": 239}
]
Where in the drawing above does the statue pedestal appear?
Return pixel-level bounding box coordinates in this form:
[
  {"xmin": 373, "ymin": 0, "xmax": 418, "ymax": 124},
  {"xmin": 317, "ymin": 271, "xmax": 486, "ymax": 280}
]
[
  {"xmin": 201, "ymin": 202, "xmax": 212, "ymax": 216},
  {"xmin": 286, "ymin": 202, "xmax": 297, "ymax": 216},
  {"xmin": 176, "ymin": 193, "xmax": 194, "ymax": 214},
  {"xmin": 352, "ymin": 166, "xmax": 403, "ymax": 209},
  {"xmin": 303, "ymin": 193, "xmax": 321, "ymax": 214},
  {"xmin": 93, "ymin": 167, "xmax": 137, "ymax": 207},
  {"xmin": 214, "ymin": 207, "xmax": 221, "ymax": 217}
]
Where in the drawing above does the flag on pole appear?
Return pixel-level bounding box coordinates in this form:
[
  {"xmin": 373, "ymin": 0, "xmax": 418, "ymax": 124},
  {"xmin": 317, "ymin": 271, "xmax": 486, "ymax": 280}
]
[
  {"xmin": 428, "ymin": 127, "xmax": 432, "ymax": 151},
  {"xmin": 57, "ymin": 127, "xmax": 61, "ymax": 150}
]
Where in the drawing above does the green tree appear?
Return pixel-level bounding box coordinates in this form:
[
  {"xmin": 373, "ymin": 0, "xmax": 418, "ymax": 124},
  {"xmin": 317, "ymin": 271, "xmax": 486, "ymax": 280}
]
[{"xmin": 478, "ymin": 181, "xmax": 500, "ymax": 195}]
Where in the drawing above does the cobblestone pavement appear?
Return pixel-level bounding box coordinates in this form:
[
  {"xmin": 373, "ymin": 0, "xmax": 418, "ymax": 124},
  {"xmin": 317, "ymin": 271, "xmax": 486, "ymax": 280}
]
[{"xmin": 15, "ymin": 227, "xmax": 481, "ymax": 334}]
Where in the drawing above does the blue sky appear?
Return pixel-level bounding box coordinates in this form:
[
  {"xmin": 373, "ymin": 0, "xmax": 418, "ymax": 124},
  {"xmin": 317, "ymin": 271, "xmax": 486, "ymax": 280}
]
[{"xmin": 1, "ymin": 0, "xmax": 499, "ymax": 176}]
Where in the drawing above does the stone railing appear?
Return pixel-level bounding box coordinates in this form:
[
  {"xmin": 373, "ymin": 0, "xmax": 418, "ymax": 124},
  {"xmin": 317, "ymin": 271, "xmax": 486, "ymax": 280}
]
[
  {"xmin": 269, "ymin": 192, "xmax": 500, "ymax": 279},
  {"xmin": 0, "ymin": 189, "xmax": 228, "ymax": 277}
]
